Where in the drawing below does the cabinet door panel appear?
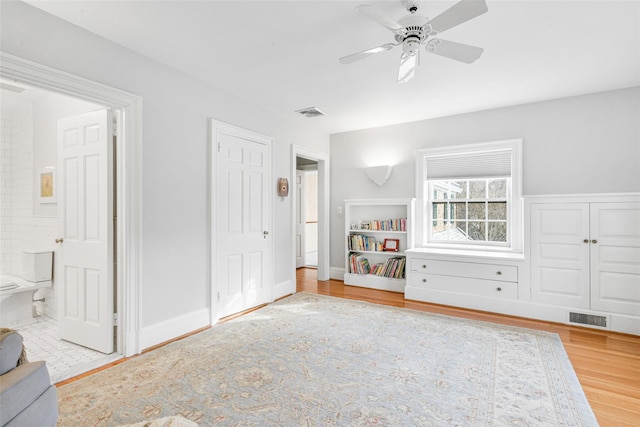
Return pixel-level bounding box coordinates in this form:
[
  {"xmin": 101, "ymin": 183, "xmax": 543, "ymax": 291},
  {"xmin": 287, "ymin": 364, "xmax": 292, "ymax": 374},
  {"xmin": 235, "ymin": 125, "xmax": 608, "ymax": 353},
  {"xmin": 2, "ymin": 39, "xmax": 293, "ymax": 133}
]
[
  {"xmin": 591, "ymin": 203, "xmax": 640, "ymax": 315},
  {"xmin": 531, "ymin": 203, "xmax": 590, "ymax": 308}
]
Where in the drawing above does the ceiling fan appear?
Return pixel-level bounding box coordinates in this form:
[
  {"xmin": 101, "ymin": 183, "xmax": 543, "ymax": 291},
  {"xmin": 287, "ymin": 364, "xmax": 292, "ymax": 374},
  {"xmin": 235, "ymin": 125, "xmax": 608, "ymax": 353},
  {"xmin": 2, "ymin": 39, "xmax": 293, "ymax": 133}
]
[{"xmin": 339, "ymin": 0, "xmax": 488, "ymax": 83}]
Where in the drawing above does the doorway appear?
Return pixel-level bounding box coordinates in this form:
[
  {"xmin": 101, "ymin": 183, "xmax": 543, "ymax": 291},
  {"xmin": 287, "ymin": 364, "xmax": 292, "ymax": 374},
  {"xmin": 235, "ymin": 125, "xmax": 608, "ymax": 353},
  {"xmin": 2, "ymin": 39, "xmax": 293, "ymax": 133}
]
[
  {"xmin": 0, "ymin": 82, "xmax": 119, "ymax": 382},
  {"xmin": 1, "ymin": 52, "xmax": 143, "ymax": 376},
  {"xmin": 296, "ymin": 161, "xmax": 318, "ymax": 268},
  {"xmin": 291, "ymin": 145, "xmax": 330, "ymax": 285}
]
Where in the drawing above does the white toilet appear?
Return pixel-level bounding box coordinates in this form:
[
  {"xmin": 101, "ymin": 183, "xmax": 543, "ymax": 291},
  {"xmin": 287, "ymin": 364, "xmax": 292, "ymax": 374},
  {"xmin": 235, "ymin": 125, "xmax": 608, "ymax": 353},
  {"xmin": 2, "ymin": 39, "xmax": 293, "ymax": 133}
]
[{"xmin": 0, "ymin": 250, "xmax": 54, "ymax": 327}]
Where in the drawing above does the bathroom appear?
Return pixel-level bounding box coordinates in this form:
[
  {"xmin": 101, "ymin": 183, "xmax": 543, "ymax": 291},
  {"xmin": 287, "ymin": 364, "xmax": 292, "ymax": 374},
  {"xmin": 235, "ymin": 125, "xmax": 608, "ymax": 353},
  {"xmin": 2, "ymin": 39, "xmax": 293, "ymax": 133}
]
[{"xmin": 0, "ymin": 81, "xmax": 120, "ymax": 382}]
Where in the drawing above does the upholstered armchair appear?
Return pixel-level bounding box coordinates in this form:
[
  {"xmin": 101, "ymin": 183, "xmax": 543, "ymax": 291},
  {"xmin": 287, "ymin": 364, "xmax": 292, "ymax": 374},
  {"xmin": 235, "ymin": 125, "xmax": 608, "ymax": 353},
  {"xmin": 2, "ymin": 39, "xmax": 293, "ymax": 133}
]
[{"xmin": 0, "ymin": 329, "xmax": 57, "ymax": 427}]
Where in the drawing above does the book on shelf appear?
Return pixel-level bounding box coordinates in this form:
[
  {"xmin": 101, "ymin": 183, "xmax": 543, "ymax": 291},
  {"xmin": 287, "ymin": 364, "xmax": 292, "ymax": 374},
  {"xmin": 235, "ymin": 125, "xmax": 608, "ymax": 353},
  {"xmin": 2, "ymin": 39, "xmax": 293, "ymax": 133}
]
[
  {"xmin": 349, "ymin": 253, "xmax": 371, "ymax": 274},
  {"xmin": 351, "ymin": 255, "xmax": 406, "ymax": 279},
  {"xmin": 348, "ymin": 234, "xmax": 386, "ymax": 252},
  {"xmin": 356, "ymin": 218, "xmax": 407, "ymax": 232}
]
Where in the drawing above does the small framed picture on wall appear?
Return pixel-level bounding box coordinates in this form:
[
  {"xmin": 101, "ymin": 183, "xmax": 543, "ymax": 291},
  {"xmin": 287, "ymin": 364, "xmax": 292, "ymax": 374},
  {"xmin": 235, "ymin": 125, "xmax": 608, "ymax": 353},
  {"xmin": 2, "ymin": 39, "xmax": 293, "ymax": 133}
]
[{"xmin": 38, "ymin": 167, "xmax": 56, "ymax": 204}]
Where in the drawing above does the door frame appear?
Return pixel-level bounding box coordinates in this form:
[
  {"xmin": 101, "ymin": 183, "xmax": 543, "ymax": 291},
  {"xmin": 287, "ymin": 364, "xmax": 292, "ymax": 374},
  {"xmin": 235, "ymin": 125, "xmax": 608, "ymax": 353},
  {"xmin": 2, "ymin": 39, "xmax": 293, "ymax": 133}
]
[
  {"xmin": 291, "ymin": 145, "xmax": 330, "ymax": 282},
  {"xmin": 295, "ymin": 169, "xmax": 307, "ymax": 268},
  {"xmin": 209, "ymin": 119, "xmax": 274, "ymax": 323},
  {"xmin": 1, "ymin": 52, "xmax": 143, "ymax": 356}
]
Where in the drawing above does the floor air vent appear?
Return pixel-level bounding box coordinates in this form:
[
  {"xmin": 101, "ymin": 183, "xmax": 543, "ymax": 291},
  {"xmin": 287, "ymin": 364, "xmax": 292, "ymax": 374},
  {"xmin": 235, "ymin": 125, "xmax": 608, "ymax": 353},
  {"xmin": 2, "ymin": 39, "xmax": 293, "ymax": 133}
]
[{"xmin": 569, "ymin": 312, "xmax": 607, "ymax": 328}]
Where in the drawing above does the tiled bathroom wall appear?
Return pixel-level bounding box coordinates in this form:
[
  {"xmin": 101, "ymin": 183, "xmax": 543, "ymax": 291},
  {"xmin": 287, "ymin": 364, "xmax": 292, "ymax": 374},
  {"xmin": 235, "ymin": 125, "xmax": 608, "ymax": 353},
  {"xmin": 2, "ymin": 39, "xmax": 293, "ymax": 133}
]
[
  {"xmin": 1, "ymin": 103, "xmax": 59, "ymax": 319},
  {"xmin": 0, "ymin": 116, "xmax": 11, "ymax": 275}
]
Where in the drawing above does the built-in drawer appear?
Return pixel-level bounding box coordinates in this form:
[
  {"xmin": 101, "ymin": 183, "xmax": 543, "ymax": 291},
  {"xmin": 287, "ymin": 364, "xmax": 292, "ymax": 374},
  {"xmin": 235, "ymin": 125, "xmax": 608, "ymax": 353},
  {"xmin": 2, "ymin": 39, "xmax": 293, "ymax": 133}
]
[
  {"xmin": 409, "ymin": 273, "xmax": 518, "ymax": 300},
  {"xmin": 409, "ymin": 258, "xmax": 517, "ymax": 282}
]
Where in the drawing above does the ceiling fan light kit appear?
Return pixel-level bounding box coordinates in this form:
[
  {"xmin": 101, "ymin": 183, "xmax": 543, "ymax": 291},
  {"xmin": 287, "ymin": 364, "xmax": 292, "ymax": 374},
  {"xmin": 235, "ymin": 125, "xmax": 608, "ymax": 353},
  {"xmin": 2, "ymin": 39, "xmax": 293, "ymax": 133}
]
[{"xmin": 340, "ymin": 0, "xmax": 488, "ymax": 83}]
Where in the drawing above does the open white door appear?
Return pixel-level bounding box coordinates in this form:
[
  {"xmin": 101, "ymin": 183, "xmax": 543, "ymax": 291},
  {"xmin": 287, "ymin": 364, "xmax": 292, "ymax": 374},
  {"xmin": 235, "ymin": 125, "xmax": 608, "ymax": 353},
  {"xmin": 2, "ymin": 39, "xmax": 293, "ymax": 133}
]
[
  {"xmin": 57, "ymin": 109, "xmax": 114, "ymax": 354},
  {"xmin": 214, "ymin": 121, "xmax": 272, "ymax": 319},
  {"xmin": 295, "ymin": 170, "xmax": 306, "ymax": 268}
]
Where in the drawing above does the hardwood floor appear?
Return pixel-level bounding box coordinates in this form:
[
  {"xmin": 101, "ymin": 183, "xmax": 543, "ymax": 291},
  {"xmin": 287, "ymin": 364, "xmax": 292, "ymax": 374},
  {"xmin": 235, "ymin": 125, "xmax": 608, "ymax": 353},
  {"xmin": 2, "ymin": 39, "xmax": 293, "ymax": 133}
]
[{"xmin": 296, "ymin": 268, "xmax": 640, "ymax": 427}]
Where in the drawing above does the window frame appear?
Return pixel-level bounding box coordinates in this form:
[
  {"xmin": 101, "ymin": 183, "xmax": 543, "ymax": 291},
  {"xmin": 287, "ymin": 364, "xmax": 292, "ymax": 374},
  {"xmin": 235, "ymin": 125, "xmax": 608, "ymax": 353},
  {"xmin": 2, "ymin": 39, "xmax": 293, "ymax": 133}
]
[
  {"xmin": 415, "ymin": 139, "xmax": 523, "ymax": 253},
  {"xmin": 428, "ymin": 178, "xmax": 511, "ymax": 247}
]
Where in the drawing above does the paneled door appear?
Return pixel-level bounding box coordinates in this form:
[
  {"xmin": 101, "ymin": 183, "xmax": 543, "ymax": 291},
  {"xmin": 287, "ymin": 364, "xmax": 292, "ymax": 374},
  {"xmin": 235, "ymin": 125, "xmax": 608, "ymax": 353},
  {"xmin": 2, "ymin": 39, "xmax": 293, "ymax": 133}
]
[
  {"xmin": 590, "ymin": 203, "xmax": 640, "ymax": 315},
  {"xmin": 57, "ymin": 109, "xmax": 114, "ymax": 354},
  {"xmin": 213, "ymin": 121, "xmax": 272, "ymax": 319},
  {"xmin": 530, "ymin": 203, "xmax": 590, "ymax": 308}
]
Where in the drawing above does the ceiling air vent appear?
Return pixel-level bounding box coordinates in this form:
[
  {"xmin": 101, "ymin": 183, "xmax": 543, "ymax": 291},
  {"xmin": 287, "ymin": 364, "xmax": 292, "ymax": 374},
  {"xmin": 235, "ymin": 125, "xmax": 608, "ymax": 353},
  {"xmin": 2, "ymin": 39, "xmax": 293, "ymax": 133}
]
[{"xmin": 295, "ymin": 107, "xmax": 326, "ymax": 118}]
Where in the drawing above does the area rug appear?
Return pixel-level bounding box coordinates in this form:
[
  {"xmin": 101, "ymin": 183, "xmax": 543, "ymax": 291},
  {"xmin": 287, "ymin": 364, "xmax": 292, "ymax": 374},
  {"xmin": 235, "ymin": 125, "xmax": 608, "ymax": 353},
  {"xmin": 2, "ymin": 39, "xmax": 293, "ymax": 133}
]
[{"xmin": 57, "ymin": 292, "xmax": 598, "ymax": 426}]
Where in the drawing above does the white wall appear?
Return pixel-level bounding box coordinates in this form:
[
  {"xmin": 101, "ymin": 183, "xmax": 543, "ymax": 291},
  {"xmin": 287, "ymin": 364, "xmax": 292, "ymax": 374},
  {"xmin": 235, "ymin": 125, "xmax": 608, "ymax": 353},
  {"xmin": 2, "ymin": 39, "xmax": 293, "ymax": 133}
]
[
  {"xmin": 1, "ymin": 1, "xmax": 329, "ymax": 344},
  {"xmin": 330, "ymin": 87, "xmax": 640, "ymax": 268}
]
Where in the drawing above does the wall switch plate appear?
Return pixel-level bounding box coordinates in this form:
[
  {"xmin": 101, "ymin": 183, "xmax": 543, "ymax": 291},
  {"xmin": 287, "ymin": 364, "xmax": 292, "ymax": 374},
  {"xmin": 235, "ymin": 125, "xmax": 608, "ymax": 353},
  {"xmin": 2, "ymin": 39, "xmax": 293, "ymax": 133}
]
[{"xmin": 337, "ymin": 206, "xmax": 343, "ymax": 215}]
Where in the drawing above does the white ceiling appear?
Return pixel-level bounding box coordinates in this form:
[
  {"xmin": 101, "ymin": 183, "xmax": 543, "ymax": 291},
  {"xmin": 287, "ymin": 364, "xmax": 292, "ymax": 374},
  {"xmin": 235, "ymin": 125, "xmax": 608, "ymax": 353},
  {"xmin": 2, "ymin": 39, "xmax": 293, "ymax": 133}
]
[{"xmin": 25, "ymin": 0, "xmax": 640, "ymax": 134}]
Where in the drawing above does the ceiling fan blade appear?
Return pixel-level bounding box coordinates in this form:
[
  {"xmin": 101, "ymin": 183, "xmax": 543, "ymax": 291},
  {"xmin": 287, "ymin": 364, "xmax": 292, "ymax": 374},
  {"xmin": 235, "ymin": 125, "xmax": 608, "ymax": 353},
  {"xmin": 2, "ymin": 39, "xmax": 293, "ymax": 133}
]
[
  {"xmin": 426, "ymin": 0, "xmax": 488, "ymax": 34},
  {"xmin": 357, "ymin": 5, "xmax": 405, "ymax": 34},
  {"xmin": 426, "ymin": 39, "xmax": 484, "ymax": 63},
  {"xmin": 397, "ymin": 52, "xmax": 417, "ymax": 84},
  {"xmin": 339, "ymin": 43, "xmax": 398, "ymax": 64}
]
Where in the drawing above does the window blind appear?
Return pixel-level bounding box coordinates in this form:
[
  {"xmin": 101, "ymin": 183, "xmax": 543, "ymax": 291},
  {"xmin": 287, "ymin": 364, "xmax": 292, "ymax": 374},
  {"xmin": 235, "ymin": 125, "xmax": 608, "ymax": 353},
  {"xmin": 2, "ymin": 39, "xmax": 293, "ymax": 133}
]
[{"xmin": 425, "ymin": 149, "xmax": 512, "ymax": 180}]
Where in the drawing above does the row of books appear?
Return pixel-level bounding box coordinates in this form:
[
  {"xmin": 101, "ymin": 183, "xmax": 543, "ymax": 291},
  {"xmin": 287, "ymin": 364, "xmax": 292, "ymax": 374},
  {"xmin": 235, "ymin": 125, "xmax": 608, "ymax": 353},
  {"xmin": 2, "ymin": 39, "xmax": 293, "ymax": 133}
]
[
  {"xmin": 371, "ymin": 257, "xmax": 406, "ymax": 279},
  {"xmin": 348, "ymin": 254, "xmax": 406, "ymax": 279},
  {"xmin": 348, "ymin": 234, "xmax": 384, "ymax": 252},
  {"xmin": 349, "ymin": 253, "xmax": 371, "ymax": 275},
  {"xmin": 360, "ymin": 218, "xmax": 407, "ymax": 232}
]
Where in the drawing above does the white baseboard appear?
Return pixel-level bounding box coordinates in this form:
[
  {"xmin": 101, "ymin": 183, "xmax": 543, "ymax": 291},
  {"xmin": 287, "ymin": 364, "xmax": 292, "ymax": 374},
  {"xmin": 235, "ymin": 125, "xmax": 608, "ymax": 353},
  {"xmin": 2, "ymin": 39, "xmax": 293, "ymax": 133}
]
[
  {"xmin": 273, "ymin": 279, "xmax": 293, "ymax": 300},
  {"xmin": 139, "ymin": 307, "xmax": 210, "ymax": 351},
  {"xmin": 330, "ymin": 267, "xmax": 345, "ymax": 281},
  {"xmin": 404, "ymin": 287, "xmax": 640, "ymax": 336}
]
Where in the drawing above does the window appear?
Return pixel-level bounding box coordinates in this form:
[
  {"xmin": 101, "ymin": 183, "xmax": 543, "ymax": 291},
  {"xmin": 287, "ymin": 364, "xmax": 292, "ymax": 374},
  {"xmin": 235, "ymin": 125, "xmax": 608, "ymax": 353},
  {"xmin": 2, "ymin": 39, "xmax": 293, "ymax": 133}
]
[{"xmin": 416, "ymin": 139, "xmax": 523, "ymax": 252}]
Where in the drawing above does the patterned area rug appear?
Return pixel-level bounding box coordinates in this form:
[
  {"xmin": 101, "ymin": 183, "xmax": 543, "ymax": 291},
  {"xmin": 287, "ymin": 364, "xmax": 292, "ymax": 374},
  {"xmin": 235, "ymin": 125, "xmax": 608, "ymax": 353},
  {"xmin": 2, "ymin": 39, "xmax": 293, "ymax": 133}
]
[{"xmin": 58, "ymin": 293, "xmax": 598, "ymax": 426}]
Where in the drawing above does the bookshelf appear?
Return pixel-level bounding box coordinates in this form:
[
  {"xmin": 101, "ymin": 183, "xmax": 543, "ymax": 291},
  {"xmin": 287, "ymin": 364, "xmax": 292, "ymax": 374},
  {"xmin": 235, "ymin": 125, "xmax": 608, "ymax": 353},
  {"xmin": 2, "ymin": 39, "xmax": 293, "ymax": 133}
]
[{"xmin": 344, "ymin": 198, "xmax": 415, "ymax": 293}]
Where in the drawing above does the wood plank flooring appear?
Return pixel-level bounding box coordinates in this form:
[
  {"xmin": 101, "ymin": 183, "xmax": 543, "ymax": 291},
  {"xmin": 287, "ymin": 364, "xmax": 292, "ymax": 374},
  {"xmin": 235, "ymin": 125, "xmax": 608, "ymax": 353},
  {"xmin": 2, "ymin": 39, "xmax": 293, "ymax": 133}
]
[{"xmin": 296, "ymin": 268, "xmax": 640, "ymax": 427}]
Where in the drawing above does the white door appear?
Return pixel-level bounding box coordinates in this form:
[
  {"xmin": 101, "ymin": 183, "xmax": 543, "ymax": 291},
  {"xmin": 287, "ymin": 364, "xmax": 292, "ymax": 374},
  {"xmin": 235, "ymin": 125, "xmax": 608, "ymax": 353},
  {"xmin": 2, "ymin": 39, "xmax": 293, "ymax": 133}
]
[
  {"xmin": 57, "ymin": 109, "xmax": 114, "ymax": 354},
  {"xmin": 214, "ymin": 122, "xmax": 272, "ymax": 319},
  {"xmin": 531, "ymin": 203, "xmax": 590, "ymax": 308},
  {"xmin": 295, "ymin": 170, "xmax": 306, "ymax": 268},
  {"xmin": 590, "ymin": 203, "xmax": 640, "ymax": 315}
]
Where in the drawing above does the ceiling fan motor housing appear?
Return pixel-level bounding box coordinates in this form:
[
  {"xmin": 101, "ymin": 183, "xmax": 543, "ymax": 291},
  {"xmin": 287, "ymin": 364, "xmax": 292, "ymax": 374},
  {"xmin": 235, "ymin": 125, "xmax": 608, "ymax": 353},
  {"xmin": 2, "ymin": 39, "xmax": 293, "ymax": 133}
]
[{"xmin": 396, "ymin": 13, "xmax": 431, "ymax": 55}]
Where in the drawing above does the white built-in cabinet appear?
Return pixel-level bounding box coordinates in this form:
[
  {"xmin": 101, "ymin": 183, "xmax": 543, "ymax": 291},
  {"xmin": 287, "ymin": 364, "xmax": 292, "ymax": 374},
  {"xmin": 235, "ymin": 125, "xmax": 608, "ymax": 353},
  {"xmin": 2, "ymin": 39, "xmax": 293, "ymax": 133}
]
[
  {"xmin": 531, "ymin": 202, "xmax": 640, "ymax": 317},
  {"xmin": 406, "ymin": 257, "xmax": 520, "ymax": 302},
  {"xmin": 401, "ymin": 194, "xmax": 639, "ymax": 335},
  {"xmin": 344, "ymin": 199, "xmax": 415, "ymax": 293}
]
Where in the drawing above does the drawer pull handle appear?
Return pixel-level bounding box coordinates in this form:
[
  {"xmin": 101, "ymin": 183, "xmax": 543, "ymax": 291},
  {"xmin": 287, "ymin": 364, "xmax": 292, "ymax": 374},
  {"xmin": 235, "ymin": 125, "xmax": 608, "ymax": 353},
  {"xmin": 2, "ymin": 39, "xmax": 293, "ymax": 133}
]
[
  {"xmin": 422, "ymin": 279, "xmax": 427, "ymax": 283},
  {"xmin": 496, "ymin": 271, "xmax": 502, "ymax": 276},
  {"xmin": 496, "ymin": 287, "xmax": 502, "ymax": 292},
  {"xmin": 422, "ymin": 264, "xmax": 427, "ymax": 269},
  {"xmin": 583, "ymin": 239, "xmax": 589, "ymax": 244},
  {"xmin": 591, "ymin": 239, "xmax": 598, "ymax": 244}
]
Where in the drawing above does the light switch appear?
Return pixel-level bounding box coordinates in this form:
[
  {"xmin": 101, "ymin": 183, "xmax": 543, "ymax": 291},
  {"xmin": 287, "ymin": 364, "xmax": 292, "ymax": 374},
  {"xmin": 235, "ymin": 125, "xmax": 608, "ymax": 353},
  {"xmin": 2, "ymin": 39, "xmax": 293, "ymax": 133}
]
[{"xmin": 337, "ymin": 206, "xmax": 343, "ymax": 215}]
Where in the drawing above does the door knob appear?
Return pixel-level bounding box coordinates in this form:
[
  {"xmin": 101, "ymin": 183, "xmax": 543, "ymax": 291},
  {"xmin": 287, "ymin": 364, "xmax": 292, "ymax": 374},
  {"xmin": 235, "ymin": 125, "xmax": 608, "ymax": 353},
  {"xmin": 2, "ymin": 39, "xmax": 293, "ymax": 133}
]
[
  {"xmin": 583, "ymin": 239, "xmax": 589, "ymax": 244},
  {"xmin": 591, "ymin": 239, "xmax": 598, "ymax": 244},
  {"xmin": 55, "ymin": 237, "xmax": 64, "ymax": 244}
]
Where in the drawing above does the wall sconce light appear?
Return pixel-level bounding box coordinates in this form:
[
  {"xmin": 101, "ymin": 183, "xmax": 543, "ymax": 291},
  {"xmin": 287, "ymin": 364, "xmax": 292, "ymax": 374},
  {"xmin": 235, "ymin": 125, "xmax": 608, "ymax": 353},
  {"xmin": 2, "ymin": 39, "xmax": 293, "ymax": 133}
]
[{"xmin": 366, "ymin": 165, "xmax": 393, "ymax": 186}]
